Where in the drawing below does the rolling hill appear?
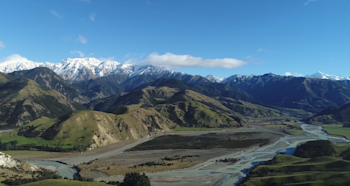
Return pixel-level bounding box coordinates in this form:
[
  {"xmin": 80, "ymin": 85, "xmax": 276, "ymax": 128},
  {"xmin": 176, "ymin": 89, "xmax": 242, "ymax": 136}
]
[
  {"xmin": 305, "ymin": 103, "xmax": 350, "ymax": 125},
  {"xmin": 0, "ymin": 78, "xmax": 85, "ymax": 127}
]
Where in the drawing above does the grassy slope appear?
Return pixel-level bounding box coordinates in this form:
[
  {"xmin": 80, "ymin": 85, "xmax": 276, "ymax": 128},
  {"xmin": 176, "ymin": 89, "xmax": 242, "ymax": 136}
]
[
  {"xmin": 242, "ymin": 154, "xmax": 350, "ymax": 186},
  {"xmin": 322, "ymin": 125, "xmax": 350, "ymax": 139},
  {"xmin": 0, "ymin": 78, "xmax": 85, "ymax": 126}
]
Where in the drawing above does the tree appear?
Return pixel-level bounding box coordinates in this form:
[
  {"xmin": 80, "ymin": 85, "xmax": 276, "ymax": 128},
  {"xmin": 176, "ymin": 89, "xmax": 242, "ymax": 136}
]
[
  {"xmin": 120, "ymin": 172, "xmax": 151, "ymax": 186},
  {"xmin": 294, "ymin": 140, "xmax": 335, "ymax": 158}
]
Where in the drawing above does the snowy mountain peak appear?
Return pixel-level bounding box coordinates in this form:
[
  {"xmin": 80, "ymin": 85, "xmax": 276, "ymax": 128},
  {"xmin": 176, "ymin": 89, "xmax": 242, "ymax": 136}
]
[
  {"xmin": 306, "ymin": 71, "xmax": 350, "ymax": 81},
  {"xmin": 0, "ymin": 57, "xmax": 187, "ymax": 82},
  {"xmin": 0, "ymin": 59, "xmax": 43, "ymax": 74},
  {"xmin": 205, "ymin": 74, "xmax": 224, "ymax": 83}
]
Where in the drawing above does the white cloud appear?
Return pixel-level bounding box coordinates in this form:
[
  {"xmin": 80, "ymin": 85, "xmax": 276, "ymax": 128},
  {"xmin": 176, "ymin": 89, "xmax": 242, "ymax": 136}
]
[
  {"xmin": 304, "ymin": 0, "xmax": 318, "ymax": 6},
  {"xmin": 89, "ymin": 13, "xmax": 96, "ymax": 21},
  {"xmin": 50, "ymin": 10, "xmax": 62, "ymax": 19},
  {"xmin": 70, "ymin": 50, "xmax": 85, "ymax": 57},
  {"xmin": 284, "ymin": 72, "xmax": 304, "ymax": 77},
  {"xmin": 141, "ymin": 53, "xmax": 247, "ymax": 69},
  {"xmin": 0, "ymin": 41, "xmax": 5, "ymax": 50},
  {"xmin": 77, "ymin": 0, "xmax": 91, "ymax": 3},
  {"xmin": 257, "ymin": 48, "xmax": 263, "ymax": 52},
  {"xmin": 76, "ymin": 35, "xmax": 87, "ymax": 44},
  {"xmin": 1, "ymin": 54, "xmax": 28, "ymax": 62}
]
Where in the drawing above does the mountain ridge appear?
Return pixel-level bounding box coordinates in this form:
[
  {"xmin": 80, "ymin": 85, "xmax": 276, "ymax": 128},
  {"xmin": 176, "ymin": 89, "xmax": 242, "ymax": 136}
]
[{"xmin": 1, "ymin": 57, "xmax": 349, "ymax": 83}]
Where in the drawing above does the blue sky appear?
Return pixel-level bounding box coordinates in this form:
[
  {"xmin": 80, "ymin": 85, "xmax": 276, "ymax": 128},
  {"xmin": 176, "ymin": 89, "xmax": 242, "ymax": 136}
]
[{"xmin": 0, "ymin": 0, "xmax": 349, "ymax": 78}]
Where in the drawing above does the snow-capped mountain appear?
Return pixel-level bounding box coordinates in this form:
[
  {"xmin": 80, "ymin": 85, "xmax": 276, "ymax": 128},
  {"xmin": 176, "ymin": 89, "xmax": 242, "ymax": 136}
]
[
  {"xmin": 0, "ymin": 57, "xmax": 184, "ymax": 82},
  {"xmin": 205, "ymin": 74, "xmax": 225, "ymax": 83},
  {"xmin": 0, "ymin": 59, "xmax": 43, "ymax": 73},
  {"xmin": 305, "ymin": 71, "xmax": 350, "ymax": 81}
]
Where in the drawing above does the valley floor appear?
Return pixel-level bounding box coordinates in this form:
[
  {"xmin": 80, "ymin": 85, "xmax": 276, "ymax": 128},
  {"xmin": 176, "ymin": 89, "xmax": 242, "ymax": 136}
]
[{"xmin": 9, "ymin": 118, "xmax": 336, "ymax": 186}]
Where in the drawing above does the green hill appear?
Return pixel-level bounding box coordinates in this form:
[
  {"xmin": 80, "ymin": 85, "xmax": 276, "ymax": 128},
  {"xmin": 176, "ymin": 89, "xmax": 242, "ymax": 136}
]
[
  {"xmin": 0, "ymin": 109, "xmax": 176, "ymax": 149},
  {"xmin": 240, "ymin": 154, "xmax": 350, "ymax": 186},
  {"xmin": 0, "ymin": 72, "xmax": 14, "ymax": 85},
  {"xmin": 0, "ymin": 78, "xmax": 85, "ymax": 127},
  {"xmin": 305, "ymin": 103, "xmax": 350, "ymax": 125},
  {"xmin": 9, "ymin": 67, "xmax": 90, "ymax": 103},
  {"xmin": 240, "ymin": 141, "xmax": 350, "ymax": 186},
  {"xmin": 88, "ymin": 82, "xmax": 284, "ymax": 119}
]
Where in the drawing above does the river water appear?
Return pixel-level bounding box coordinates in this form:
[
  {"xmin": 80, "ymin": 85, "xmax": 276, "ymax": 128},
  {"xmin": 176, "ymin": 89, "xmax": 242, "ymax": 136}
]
[{"xmin": 28, "ymin": 121, "xmax": 350, "ymax": 185}]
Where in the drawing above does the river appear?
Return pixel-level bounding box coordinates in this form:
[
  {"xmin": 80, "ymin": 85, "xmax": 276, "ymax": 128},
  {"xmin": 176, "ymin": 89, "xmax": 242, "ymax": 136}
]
[{"xmin": 28, "ymin": 121, "xmax": 350, "ymax": 185}]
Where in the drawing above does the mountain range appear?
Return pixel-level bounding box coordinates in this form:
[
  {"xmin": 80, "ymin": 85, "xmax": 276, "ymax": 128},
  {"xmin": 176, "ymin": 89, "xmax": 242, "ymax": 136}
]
[
  {"xmin": 0, "ymin": 57, "xmax": 349, "ymax": 82},
  {"xmin": 0, "ymin": 57, "xmax": 350, "ymax": 129}
]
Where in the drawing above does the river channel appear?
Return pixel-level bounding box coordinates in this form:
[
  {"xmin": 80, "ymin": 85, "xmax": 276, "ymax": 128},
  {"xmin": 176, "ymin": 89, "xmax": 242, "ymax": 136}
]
[{"xmin": 28, "ymin": 121, "xmax": 350, "ymax": 185}]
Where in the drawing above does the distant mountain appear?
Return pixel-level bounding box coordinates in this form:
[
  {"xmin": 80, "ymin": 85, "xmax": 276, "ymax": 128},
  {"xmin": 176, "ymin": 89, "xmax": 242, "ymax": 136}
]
[
  {"xmin": 9, "ymin": 67, "xmax": 90, "ymax": 103},
  {"xmin": 305, "ymin": 103, "xmax": 350, "ymax": 125},
  {"xmin": 131, "ymin": 78, "xmax": 256, "ymax": 103},
  {"xmin": 0, "ymin": 78, "xmax": 85, "ymax": 127},
  {"xmin": 305, "ymin": 71, "xmax": 350, "ymax": 81},
  {"xmin": 222, "ymin": 73, "xmax": 350, "ymax": 112},
  {"xmin": 205, "ymin": 74, "xmax": 224, "ymax": 83}
]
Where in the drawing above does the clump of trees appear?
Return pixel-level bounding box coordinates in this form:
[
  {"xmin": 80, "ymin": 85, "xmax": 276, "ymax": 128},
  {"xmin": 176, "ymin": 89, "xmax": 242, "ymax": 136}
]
[
  {"xmin": 0, "ymin": 139, "xmax": 87, "ymax": 152},
  {"xmin": 294, "ymin": 140, "xmax": 335, "ymax": 158},
  {"xmin": 135, "ymin": 161, "xmax": 173, "ymax": 168},
  {"xmin": 163, "ymin": 154, "xmax": 199, "ymax": 161},
  {"xmin": 216, "ymin": 158, "xmax": 240, "ymax": 164},
  {"xmin": 118, "ymin": 172, "xmax": 151, "ymax": 186}
]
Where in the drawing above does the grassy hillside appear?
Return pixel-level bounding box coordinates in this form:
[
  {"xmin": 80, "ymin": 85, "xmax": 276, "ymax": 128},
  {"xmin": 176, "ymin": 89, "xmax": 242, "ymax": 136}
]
[
  {"xmin": 218, "ymin": 97, "xmax": 286, "ymax": 118},
  {"xmin": 0, "ymin": 78, "xmax": 85, "ymax": 127},
  {"xmin": 9, "ymin": 67, "xmax": 90, "ymax": 103},
  {"xmin": 0, "ymin": 72, "xmax": 14, "ymax": 85},
  {"xmin": 306, "ymin": 103, "xmax": 350, "ymax": 125},
  {"xmin": 241, "ymin": 141, "xmax": 350, "ymax": 186},
  {"xmin": 0, "ymin": 87, "xmax": 248, "ymax": 149},
  {"xmin": 240, "ymin": 154, "xmax": 350, "ymax": 186},
  {"xmin": 0, "ymin": 109, "xmax": 177, "ymax": 149}
]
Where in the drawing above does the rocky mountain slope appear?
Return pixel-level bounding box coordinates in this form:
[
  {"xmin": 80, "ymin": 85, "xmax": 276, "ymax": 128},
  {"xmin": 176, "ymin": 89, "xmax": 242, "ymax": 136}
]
[{"xmin": 0, "ymin": 78, "xmax": 85, "ymax": 127}]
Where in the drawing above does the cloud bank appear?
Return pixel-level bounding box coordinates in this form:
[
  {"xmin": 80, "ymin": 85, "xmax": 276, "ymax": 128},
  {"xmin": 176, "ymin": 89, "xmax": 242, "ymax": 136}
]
[{"xmin": 142, "ymin": 53, "xmax": 247, "ymax": 69}]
